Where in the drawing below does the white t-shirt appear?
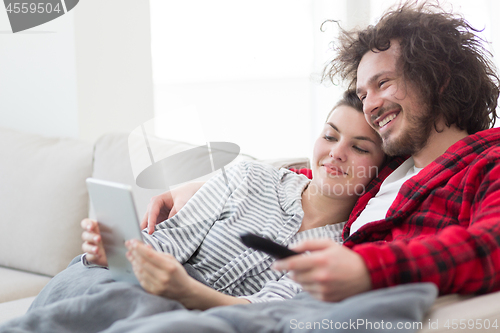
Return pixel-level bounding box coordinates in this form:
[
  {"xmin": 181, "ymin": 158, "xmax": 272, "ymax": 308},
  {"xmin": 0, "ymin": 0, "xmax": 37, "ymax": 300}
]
[{"xmin": 349, "ymin": 157, "xmax": 423, "ymax": 236}]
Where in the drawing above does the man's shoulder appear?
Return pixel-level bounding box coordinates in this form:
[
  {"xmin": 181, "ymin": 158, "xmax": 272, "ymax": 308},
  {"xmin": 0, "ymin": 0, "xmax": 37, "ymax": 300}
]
[
  {"xmin": 465, "ymin": 127, "xmax": 500, "ymax": 151},
  {"xmin": 447, "ymin": 128, "xmax": 500, "ymax": 165}
]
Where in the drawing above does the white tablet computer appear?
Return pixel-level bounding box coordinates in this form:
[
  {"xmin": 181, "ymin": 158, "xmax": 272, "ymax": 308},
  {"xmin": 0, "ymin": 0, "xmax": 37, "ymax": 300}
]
[{"xmin": 86, "ymin": 178, "xmax": 143, "ymax": 285}]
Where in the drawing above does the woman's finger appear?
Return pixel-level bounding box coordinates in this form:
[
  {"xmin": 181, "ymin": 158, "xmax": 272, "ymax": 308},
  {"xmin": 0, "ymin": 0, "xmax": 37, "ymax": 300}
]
[
  {"xmin": 81, "ymin": 231, "xmax": 100, "ymax": 244},
  {"xmin": 81, "ymin": 218, "xmax": 98, "ymax": 232},
  {"xmin": 82, "ymin": 241, "xmax": 99, "ymax": 254},
  {"xmin": 126, "ymin": 240, "xmax": 176, "ymax": 269},
  {"xmin": 130, "ymin": 260, "xmax": 162, "ymax": 294}
]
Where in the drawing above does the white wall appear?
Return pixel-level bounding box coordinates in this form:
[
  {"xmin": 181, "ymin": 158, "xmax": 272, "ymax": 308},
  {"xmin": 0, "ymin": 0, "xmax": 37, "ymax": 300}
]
[
  {"xmin": 74, "ymin": 0, "xmax": 154, "ymax": 143},
  {"xmin": 0, "ymin": 4, "xmax": 78, "ymax": 138},
  {"xmin": 0, "ymin": 0, "xmax": 155, "ymax": 143}
]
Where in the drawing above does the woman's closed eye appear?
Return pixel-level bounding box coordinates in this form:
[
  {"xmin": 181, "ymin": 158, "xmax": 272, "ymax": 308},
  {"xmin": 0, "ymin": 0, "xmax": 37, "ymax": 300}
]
[
  {"xmin": 323, "ymin": 135, "xmax": 337, "ymax": 142},
  {"xmin": 353, "ymin": 146, "xmax": 369, "ymax": 153}
]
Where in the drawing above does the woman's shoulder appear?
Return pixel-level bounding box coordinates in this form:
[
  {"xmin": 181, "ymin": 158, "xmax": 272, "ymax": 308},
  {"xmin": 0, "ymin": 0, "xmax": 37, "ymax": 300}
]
[
  {"xmin": 234, "ymin": 160, "xmax": 307, "ymax": 180},
  {"xmin": 232, "ymin": 160, "xmax": 280, "ymax": 176}
]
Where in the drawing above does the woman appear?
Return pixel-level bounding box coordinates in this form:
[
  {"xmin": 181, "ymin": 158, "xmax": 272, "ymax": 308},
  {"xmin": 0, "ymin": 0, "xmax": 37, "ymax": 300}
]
[{"xmin": 81, "ymin": 90, "xmax": 385, "ymax": 310}]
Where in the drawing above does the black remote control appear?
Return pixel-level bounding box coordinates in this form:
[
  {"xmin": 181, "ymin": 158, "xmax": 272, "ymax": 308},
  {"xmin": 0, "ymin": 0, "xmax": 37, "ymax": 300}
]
[{"xmin": 240, "ymin": 233, "xmax": 299, "ymax": 259}]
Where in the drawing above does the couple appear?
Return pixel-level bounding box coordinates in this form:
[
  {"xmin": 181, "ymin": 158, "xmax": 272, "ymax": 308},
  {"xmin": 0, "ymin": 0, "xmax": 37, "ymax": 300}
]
[
  {"xmin": 81, "ymin": 89, "xmax": 385, "ymax": 307},
  {"xmin": 3, "ymin": 1, "xmax": 500, "ymax": 331}
]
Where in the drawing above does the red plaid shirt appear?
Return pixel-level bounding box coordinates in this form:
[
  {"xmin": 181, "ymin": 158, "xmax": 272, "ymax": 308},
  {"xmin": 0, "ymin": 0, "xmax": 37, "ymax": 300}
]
[{"xmin": 294, "ymin": 127, "xmax": 500, "ymax": 296}]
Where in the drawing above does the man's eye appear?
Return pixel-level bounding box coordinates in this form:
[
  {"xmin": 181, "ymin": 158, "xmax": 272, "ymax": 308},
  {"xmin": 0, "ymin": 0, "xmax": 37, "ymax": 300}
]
[{"xmin": 379, "ymin": 79, "xmax": 388, "ymax": 87}]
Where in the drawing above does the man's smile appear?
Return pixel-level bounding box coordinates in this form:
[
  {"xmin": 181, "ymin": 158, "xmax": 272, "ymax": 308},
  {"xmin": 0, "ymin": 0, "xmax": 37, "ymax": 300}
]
[{"xmin": 378, "ymin": 113, "xmax": 398, "ymax": 128}]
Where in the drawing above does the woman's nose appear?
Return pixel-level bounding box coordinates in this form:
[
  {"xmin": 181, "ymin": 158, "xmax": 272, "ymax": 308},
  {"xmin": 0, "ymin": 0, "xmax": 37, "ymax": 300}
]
[{"xmin": 329, "ymin": 144, "xmax": 347, "ymax": 162}]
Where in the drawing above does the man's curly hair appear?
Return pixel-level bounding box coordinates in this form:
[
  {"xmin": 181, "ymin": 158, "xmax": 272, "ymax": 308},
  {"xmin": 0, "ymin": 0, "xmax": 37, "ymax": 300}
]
[{"xmin": 323, "ymin": 0, "xmax": 499, "ymax": 134}]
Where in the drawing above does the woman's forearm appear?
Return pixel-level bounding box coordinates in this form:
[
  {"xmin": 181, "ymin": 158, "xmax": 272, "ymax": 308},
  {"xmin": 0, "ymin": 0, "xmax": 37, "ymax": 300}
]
[{"xmin": 178, "ymin": 279, "xmax": 250, "ymax": 310}]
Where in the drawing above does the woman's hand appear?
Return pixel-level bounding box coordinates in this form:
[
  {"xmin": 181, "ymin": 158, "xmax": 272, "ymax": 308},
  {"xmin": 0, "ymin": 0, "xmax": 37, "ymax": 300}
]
[
  {"xmin": 81, "ymin": 218, "xmax": 108, "ymax": 266},
  {"xmin": 140, "ymin": 181, "xmax": 205, "ymax": 235},
  {"xmin": 126, "ymin": 240, "xmax": 251, "ymax": 310},
  {"xmin": 125, "ymin": 240, "xmax": 195, "ymax": 302},
  {"xmin": 272, "ymin": 239, "xmax": 372, "ymax": 302}
]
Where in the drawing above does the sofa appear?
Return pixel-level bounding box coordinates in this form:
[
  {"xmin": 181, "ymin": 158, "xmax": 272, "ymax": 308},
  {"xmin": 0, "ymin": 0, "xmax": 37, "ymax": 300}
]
[{"xmin": 0, "ymin": 126, "xmax": 499, "ymax": 331}]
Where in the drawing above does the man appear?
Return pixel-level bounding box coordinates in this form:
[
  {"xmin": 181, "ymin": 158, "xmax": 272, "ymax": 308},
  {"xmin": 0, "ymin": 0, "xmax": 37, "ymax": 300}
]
[{"xmin": 143, "ymin": 1, "xmax": 500, "ymax": 302}]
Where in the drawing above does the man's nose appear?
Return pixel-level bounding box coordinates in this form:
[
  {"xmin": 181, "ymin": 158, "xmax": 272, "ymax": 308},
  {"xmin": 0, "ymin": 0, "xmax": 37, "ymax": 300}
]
[{"xmin": 363, "ymin": 92, "xmax": 383, "ymax": 118}]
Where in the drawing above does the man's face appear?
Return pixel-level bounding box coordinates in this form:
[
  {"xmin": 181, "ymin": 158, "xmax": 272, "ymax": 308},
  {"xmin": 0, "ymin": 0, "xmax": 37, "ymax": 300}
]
[{"xmin": 355, "ymin": 41, "xmax": 432, "ymax": 156}]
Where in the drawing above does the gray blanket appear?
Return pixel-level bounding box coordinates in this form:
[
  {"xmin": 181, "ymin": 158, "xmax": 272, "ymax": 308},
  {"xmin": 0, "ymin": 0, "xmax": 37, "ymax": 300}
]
[{"xmin": 0, "ymin": 256, "xmax": 437, "ymax": 333}]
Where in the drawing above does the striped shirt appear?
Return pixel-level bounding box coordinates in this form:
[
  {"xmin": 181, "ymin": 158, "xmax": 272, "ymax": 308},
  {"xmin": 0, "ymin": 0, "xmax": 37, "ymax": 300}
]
[{"xmin": 141, "ymin": 161, "xmax": 345, "ymax": 303}]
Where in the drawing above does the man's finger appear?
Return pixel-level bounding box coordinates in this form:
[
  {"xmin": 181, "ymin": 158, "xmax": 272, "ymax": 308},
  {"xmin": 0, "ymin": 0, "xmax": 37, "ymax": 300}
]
[
  {"xmin": 274, "ymin": 251, "xmax": 323, "ymax": 272},
  {"xmin": 290, "ymin": 238, "xmax": 337, "ymax": 253}
]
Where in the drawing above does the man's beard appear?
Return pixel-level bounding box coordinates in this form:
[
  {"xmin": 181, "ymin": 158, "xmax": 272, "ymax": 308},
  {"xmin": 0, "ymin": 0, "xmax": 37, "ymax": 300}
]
[{"xmin": 379, "ymin": 104, "xmax": 433, "ymax": 157}]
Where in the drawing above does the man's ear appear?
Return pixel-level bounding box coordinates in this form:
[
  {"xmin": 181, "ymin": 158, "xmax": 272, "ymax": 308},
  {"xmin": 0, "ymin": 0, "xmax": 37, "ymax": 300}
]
[
  {"xmin": 439, "ymin": 77, "xmax": 450, "ymax": 94},
  {"xmin": 439, "ymin": 66, "xmax": 451, "ymax": 94}
]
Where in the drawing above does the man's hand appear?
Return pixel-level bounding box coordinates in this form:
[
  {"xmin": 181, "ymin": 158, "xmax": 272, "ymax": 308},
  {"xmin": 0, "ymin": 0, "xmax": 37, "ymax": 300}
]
[
  {"xmin": 273, "ymin": 239, "xmax": 372, "ymax": 302},
  {"xmin": 81, "ymin": 218, "xmax": 108, "ymax": 266},
  {"xmin": 140, "ymin": 182, "xmax": 205, "ymax": 235}
]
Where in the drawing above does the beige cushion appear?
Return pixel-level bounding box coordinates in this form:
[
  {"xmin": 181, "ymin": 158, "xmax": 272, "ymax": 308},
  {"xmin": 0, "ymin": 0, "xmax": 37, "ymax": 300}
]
[
  {"xmin": 0, "ymin": 267, "xmax": 51, "ymax": 303},
  {"xmin": 419, "ymin": 291, "xmax": 500, "ymax": 332},
  {"xmin": 0, "ymin": 296, "xmax": 36, "ymax": 325},
  {"xmin": 0, "ymin": 127, "xmax": 93, "ymax": 277}
]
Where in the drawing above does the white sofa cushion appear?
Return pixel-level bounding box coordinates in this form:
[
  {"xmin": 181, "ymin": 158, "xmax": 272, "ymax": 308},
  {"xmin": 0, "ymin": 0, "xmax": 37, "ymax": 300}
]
[
  {"xmin": 0, "ymin": 267, "xmax": 51, "ymax": 303},
  {"xmin": 0, "ymin": 296, "xmax": 36, "ymax": 325},
  {"xmin": 419, "ymin": 291, "xmax": 500, "ymax": 332},
  {"xmin": 0, "ymin": 127, "xmax": 93, "ymax": 277}
]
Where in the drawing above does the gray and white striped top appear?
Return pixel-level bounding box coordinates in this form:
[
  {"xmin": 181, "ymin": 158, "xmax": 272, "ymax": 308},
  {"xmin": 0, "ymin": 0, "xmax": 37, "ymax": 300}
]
[{"xmin": 141, "ymin": 161, "xmax": 345, "ymax": 303}]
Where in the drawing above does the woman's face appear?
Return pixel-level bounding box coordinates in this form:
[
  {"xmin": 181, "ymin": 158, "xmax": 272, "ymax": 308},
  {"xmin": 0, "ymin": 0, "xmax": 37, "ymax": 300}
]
[{"xmin": 311, "ymin": 105, "xmax": 385, "ymax": 198}]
